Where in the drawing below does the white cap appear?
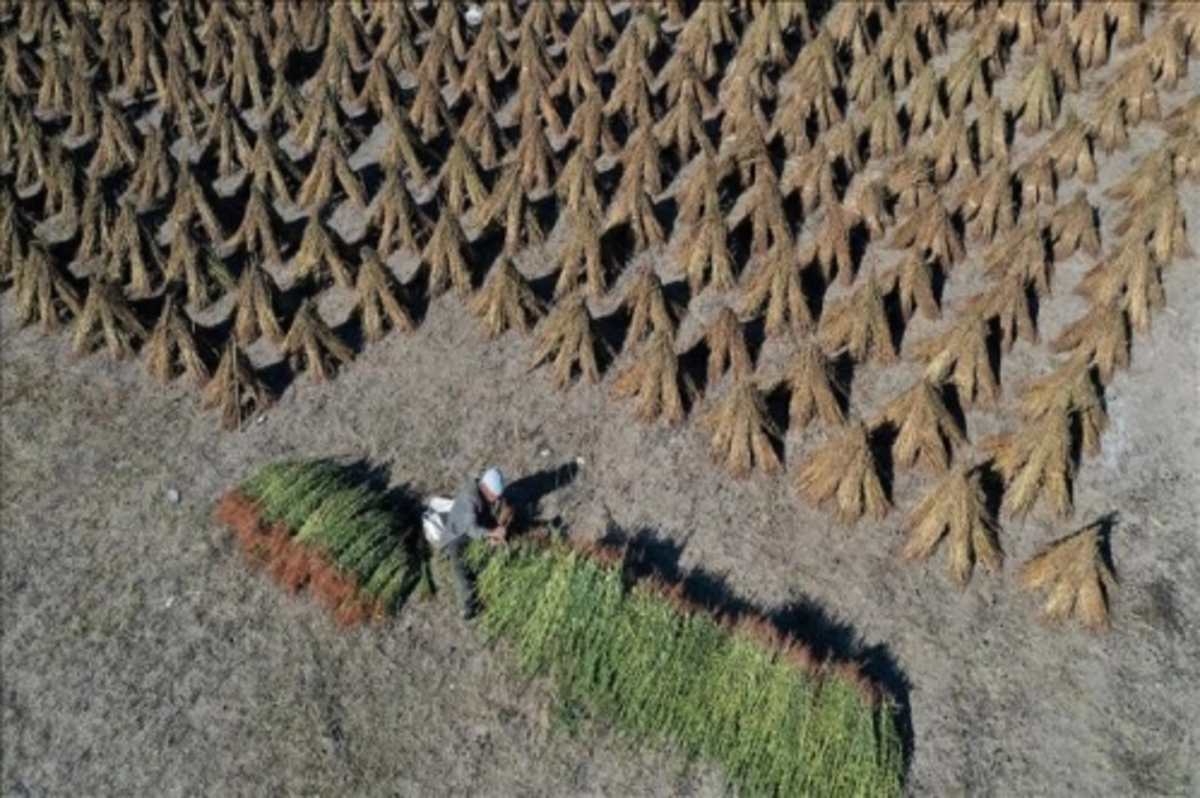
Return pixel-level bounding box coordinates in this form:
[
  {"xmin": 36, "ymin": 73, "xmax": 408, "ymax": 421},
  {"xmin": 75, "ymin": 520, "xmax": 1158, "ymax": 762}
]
[{"xmin": 480, "ymin": 467, "xmax": 506, "ymax": 498}]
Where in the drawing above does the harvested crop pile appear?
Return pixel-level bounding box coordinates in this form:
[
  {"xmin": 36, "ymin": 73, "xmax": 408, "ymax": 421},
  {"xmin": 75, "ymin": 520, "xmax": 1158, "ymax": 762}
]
[
  {"xmin": 469, "ymin": 534, "xmax": 905, "ymax": 797},
  {"xmin": 213, "ymin": 459, "xmax": 427, "ymax": 625},
  {"xmin": 213, "ymin": 459, "xmax": 905, "ymax": 795}
]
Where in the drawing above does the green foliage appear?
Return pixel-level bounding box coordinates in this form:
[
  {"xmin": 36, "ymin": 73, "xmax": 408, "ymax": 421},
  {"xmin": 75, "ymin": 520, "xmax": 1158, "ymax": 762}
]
[
  {"xmin": 238, "ymin": 458, "xmax": 423, "ymax": 613},
  {"xmin": 472, "ymin": 539, "xmax": 905, "ymax": 797}
]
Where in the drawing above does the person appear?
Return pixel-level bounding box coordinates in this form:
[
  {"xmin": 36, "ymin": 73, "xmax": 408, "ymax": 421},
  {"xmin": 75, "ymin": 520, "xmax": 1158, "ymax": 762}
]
[{"xmin": 444, "ymin": 467, "xmax": 511, "ymax": 620}]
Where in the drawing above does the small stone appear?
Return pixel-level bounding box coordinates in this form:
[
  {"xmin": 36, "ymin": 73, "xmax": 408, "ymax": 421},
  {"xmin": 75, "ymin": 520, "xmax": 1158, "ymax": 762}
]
[
  {"xmin": 167, "ymin": 488, "xmax": 181, "ymax": 504},
  {"xmin": 575, "ymin": 456, "xmax": 585, "ymax": 467},
  {"xmin": 465, "ymin": 4, "xmax": 483, "ymax": 26},
  {"xmin": 539, "ymin": 448, "xmax": 550, "ymax": 458},
  {"xmin": 255, "ymin": 414, "xmax": 267, "ymax": 425}
]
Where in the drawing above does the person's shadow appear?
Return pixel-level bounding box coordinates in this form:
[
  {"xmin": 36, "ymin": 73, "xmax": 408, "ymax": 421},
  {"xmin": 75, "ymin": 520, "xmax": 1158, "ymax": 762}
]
[{"xmin": 504, "ymin": 461, "xmax": 580, "ymax": 535}]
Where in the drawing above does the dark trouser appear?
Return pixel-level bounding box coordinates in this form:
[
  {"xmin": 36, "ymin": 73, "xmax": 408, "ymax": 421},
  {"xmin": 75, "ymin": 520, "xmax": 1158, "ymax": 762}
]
[{"xmin": 443, "ymin": 536, "xmax": 476, "ymax": 610}]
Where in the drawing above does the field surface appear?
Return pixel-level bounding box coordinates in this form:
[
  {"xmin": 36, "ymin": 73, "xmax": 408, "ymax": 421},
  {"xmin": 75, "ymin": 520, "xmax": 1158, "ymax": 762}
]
[{"xmin": 4, "ymin": 2, "xmax": 1200, "ymax": 796}]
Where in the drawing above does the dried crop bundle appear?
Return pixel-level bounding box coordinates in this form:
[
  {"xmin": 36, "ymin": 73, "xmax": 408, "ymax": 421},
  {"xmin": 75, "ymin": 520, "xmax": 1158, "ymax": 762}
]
[
  {"xmin": 15, "ymin": 245, "xmax": 83, "ymax": 329},
  {"xmin": 510, "ymin": 104, "xmax": 559, "ymax": 197},
  {"xmin": 903, "ymin": 465, "xmax": 1002, "ymax": 588},
  {"xmin": 974, "ymin": 95, "xmax": 1010, "ymax": 164},
  {"xmin": 144, "ymin": 292, "xmax": 211, "ymax": 385},
  {"xmin": 1115, "ymin": 189, "xmax": 1193, "ymax": 266},
  {"xmin": 677, "ymin": 195, "xmax": 736, "ymax": 294},
  {"xmin": 1017, "ymin": 355, "xmax": 1108, "ymax": 459},
  {"xmin": 1020, "ymin": 523, "xmax": 1118, "ymax": 633},
  {"xmin": 604, "ymin": 153, "xmax": 666, "ymax": 252},
  {"xmin": 915, "ymin": 312, "xmax": 1000, "ymax": 410},
  {"xmin": 471, "ymin": 257, "xmax": 544, "ymax": 339},
  {"xmin": 530, "ymin": 291, "xmax": 604, "ymax": 389},
  {"xmin": 970, "ymin": 275, "xmax": 1039, "ymax": 354},
  {"xmin": 818, "ymin": 272, "xmax": 897, "ymax": 366},
  {"xmin": 71, "ymin": 278, "xmax": 149, "ymax": 360},
  {"xmin": 1049, "ymin": 191, "xmax": 1102, "ymax": 260},
  {"xmin": 421, "ymin": 211, "xmax": 473, "ymax": 298},
  {"xmin": 620, "ymin": 268, "xmax": 680, "ymax": 349},
  {"xmin": 796, "ymin": 421, "xmax": 890, "ymax": 524},
  {"xmin": 290, "ymin": 213, "xmax": 354, "ymax": 289},
  {"xmin": 295, "ymin": 134, "xmax": 368, "ymax": 213},
  {"xmin": 927, "ymin": 114, "xmax": 976, "ymax": 183},
  {"xmin": 880, "ymin": 379, "xmax": 966, "ymax": 474},
  {"xmin": 1051, "ymin": 302, "xmax": 1130, "ymax": 386},
  {"xmin": 282, "ymin": 299, "xmax": 354, "ymax": 381},
  {"xmin": 784, "ymin": 342, "xmax": 846, "ymax": 430},
  {"xmin": 483, "ymin": 164, "xmax": 546, "ymax": 253},
  {"xmin": 738, "ymin": 245, "xmax": 814, "ymax": 338},
  {"xmin": 611, "ymin": 332, "xmax": 688, "ymax": 425},
  {"xmin": 702, "ymin": 379, "xmax": 783, "ymax": 478},
  {"xmin": 353, "ymin": 246, "xmax": 413, "ymax": 343},
  {"xmin": 982, "ymin": 412, "xmax": 1076, "ymax": 519},
  {"xmin": 699, "ymin": 307, "xmax": 753, "ymax": 386},
  {"xmin": 202, "ymin": 342, "xmax": 274, "ymax": 431},
  {"xmin": 231, "ymin": 260, "xmax": 285, "ymax": 345},
  {"xmin": 889, "ymin": 200, "xmax": 964, "ymax": 272},
  {"xmin": 366, "ymin": 169, "xmax": 428, "ymax": 256},
  {"xmin": 104, "ymin": 201, "xmax": 164, "ymax": 298},
  {"xmin": 954, "ymin": 156, "xmax": 1015, "ymax": 244},
  {"xmin": 226, "ymin": 186, "xmax": 288, "ymax": 266},
  {"xmin": 555, "ymin": 206, "xmax": 606, "ymax": 298},
  {"xmin": 437, "ymin": 137, "xmax": 490, "ymax": 216},
  {"xmin": 164, "ymin": 227, "xmax": 233, "ymax": 311},
  {"xmin": 1077, "ymin": 239, "xmax": 1164, "ymax": 334},
  {"xmin": 781, "ymin": 144, "xmax": 839, "ymax": 216},
  {"xmin": 983, "ymin": 218, "xmax": 1052, "ymax": 298}
]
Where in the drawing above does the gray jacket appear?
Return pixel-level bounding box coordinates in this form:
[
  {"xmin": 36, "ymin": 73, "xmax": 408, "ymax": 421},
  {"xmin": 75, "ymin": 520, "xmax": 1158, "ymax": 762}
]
[{"xmin": 447, "ymin": 476, "xmax": 504, "ymax": 543}]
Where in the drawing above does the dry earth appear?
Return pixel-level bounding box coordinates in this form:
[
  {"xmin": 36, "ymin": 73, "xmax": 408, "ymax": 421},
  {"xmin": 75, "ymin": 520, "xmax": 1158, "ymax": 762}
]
[{"xmin": 5, "ymin": 15, "xmax": 1200, "ymax": 798}]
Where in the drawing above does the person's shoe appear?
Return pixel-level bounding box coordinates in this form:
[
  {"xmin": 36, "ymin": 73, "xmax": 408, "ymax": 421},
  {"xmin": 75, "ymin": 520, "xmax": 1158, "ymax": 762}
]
[{"xmin": 461, "ymin": 598, "xmax": 479, "ymax": 622}]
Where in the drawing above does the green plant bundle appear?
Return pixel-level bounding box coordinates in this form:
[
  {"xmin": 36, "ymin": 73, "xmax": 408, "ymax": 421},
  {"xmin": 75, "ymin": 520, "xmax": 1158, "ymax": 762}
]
[
  {"xmin": 469, "ymin": 539, "xmax": 904, "ymax": 797},
  {"xmin": 237, "ymin": 458, "xmax": 421, "ymax": 613}
]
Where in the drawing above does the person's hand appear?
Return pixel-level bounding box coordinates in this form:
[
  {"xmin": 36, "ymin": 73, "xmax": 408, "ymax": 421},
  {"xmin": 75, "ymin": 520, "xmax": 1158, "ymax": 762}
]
[{"xmin": 487, "ymin": 526, "xmax": 507, "ymax": 544}]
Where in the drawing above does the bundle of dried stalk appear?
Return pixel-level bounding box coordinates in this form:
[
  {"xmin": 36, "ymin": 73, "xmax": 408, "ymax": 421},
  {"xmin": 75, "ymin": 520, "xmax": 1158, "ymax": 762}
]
[
  {"xmin": 530, "ymin": 291, "xmax": 604, "ymax": 389},
  {"xmin": 611, "ymin": 332, "xmax": 688, "ymax": 425},
  {"xmin": 1020, "ymin": 522, "xmax": 1118, "ymax": 633},
  {"xmin": 879, "ymin": 379, "xmax": 966, "ymax": 474},
  {"xmin": 71, "ymin": 277, "xmax": 149, "ymax": 360},
  {"xmin": 144, "ymin": 291, "xmax": 211, "ymax": 385},
  {"xmin": 796, "ymin": 421, "xmax": 890, "ymax": 524},
  {"xmin": 202, "ymin": 341, "xmax": 274, "ymax": 431},
  {"xmin": 353, "ymin": 246, "xmax": 413, "ymax": 343},
  {"xmin": 471, "ymin": 256, "xmax": 544, "ymax": 339},
  {"xmin": 282, "ymin": 298, "xmax": 353, "ymax": 381},
  {"xmin": 903, "ymin": 465, "xmax": 1002, "ymax": 588},
  {"xmin": 702, "ymin": 379, "xmax": 783, "ymax": 478}
]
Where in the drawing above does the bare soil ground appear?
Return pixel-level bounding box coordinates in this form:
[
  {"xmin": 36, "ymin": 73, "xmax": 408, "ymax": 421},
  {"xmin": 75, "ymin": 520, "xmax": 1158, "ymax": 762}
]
[
  {"xmin": 5, "ymin": 18, "xmax": 1200, "ymax": 798},
  {"xmin": 4, "ymin": 227, "xmax": 1198, "ymax": 795}
]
